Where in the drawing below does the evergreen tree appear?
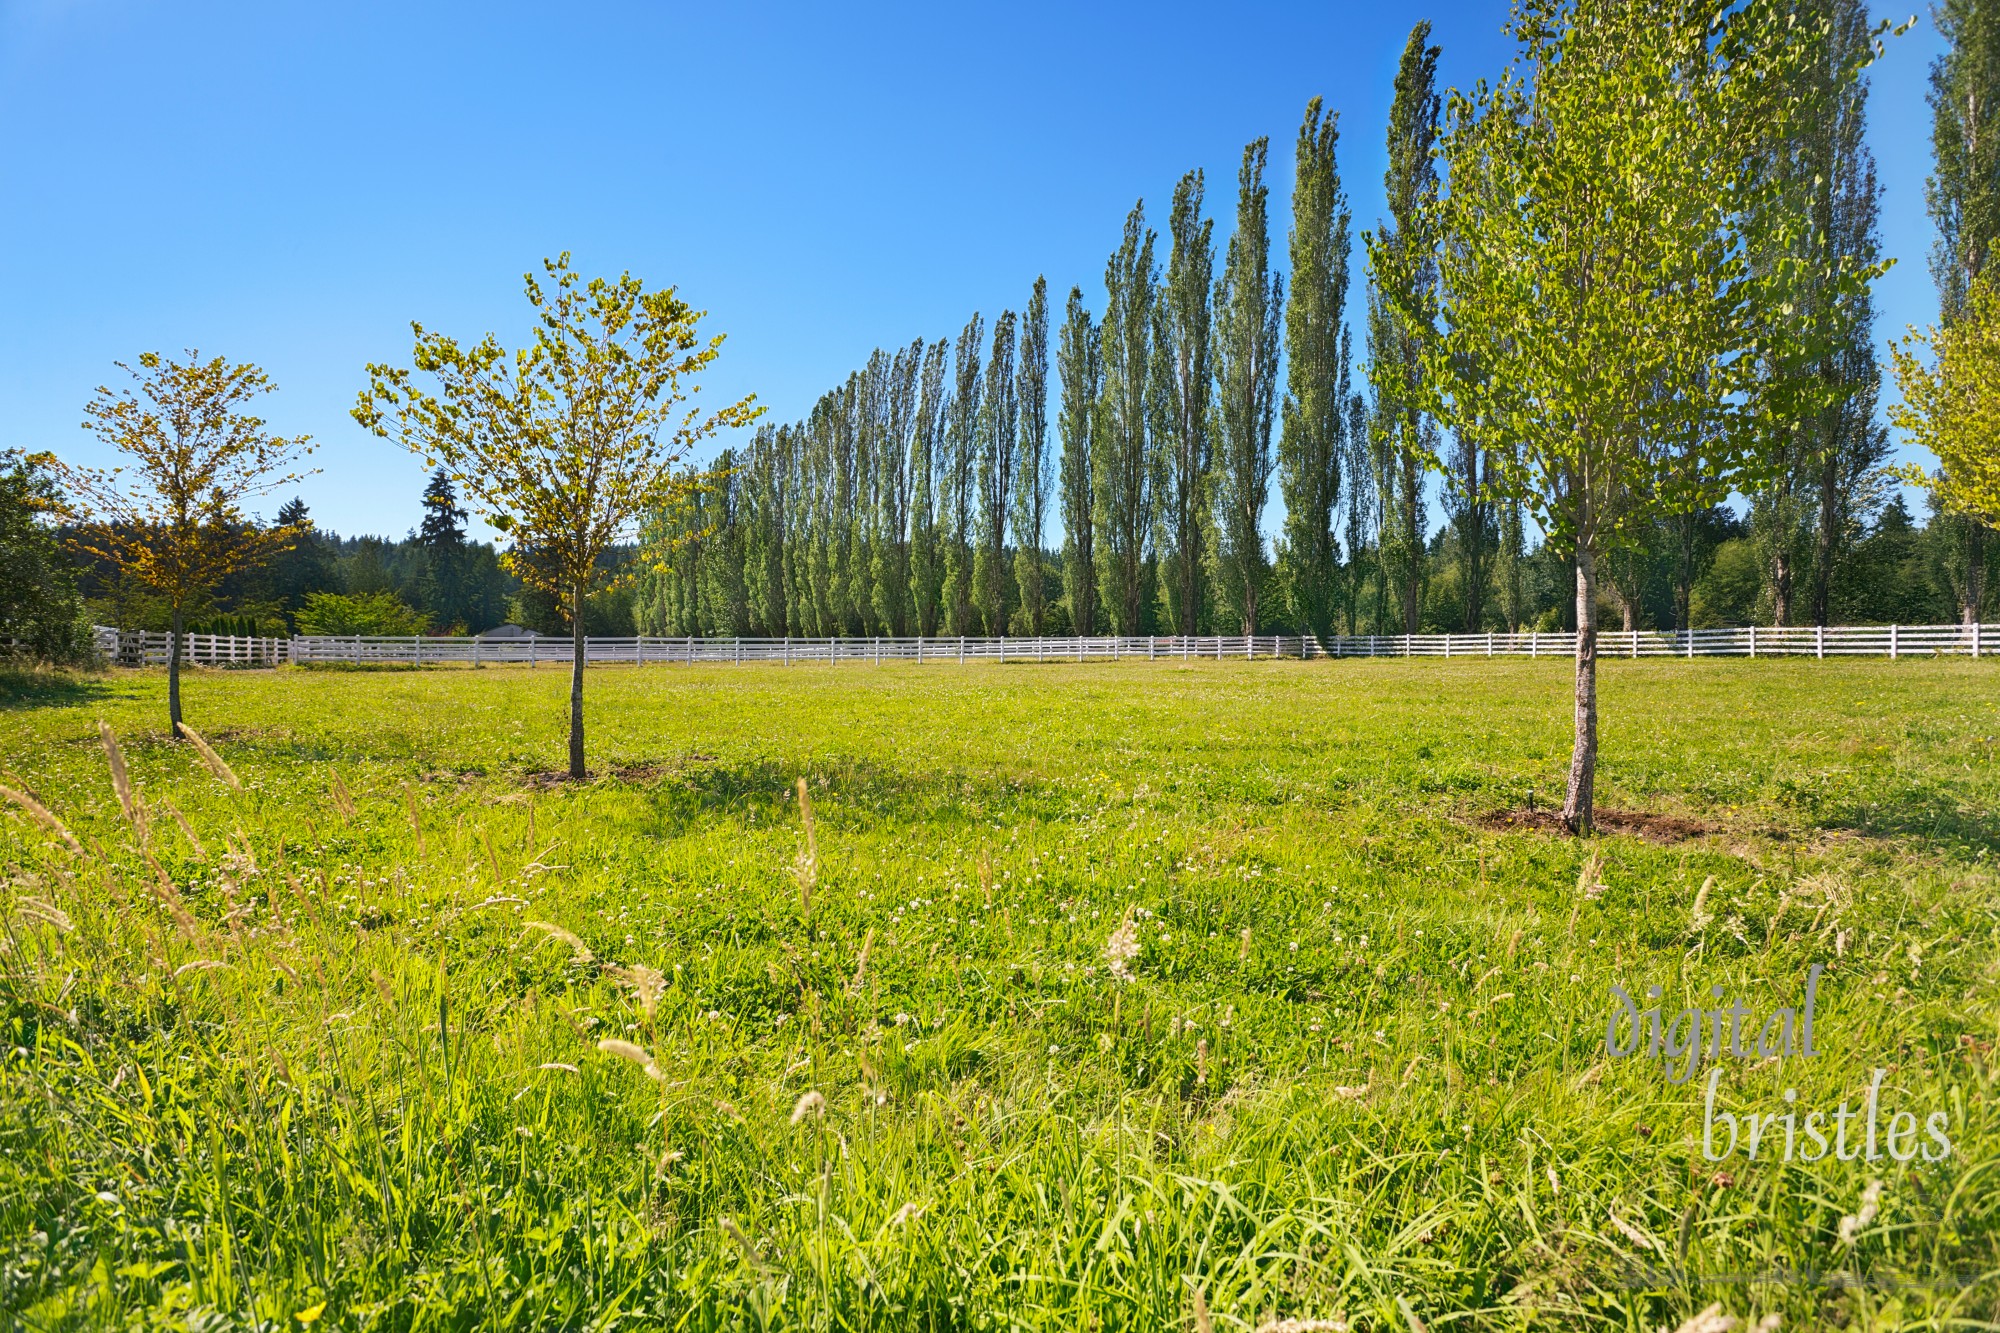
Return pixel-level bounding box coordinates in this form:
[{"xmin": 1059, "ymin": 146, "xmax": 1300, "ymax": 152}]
[
  {"xmin": 1212, "ymin": 139, "xmax": 1284, "ymax": 634},
  {"xmin": 1094, "ymin": 203, "xmax": 1158, "ymax": 635},
  {"xmin": 415, "ymin": 467, "xmax": 470, "ymax": 628},
  {"xmin": 1153, "ymin": 170, "xmax": 1215, "ymax": 637},
  {"xmin": 1058, "ymin": 286, "xmax": 1101, "ymax": 635},
  {"xmin": 1013, "ymin": 278, "xmax": 1052, "ymax": 633},
  {"xmin": 976, "ymin": 311, "xmax": 1018, "ymax": 634},
  {"xmin": 1278, "ymin": 98, "xmax": 1352, "ymax": 641},
  {"xmin": 1926, "ymin": 0, "xmax": 2000, "ymax": 620},
  {"xmin": 1367, "ymin": 21, "xmax": 1443, "ymax": 634}
]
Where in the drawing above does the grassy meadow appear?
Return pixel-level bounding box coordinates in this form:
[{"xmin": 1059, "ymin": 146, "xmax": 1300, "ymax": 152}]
[{"xmin": 1, "ymin": 657, "xmax": 1997, "ymax": 1331}]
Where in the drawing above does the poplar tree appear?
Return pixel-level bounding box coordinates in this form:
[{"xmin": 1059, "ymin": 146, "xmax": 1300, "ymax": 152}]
[
  {"xmin": 1058, "ymin": 287, "xmax": 1101, "ymax": 635},
  {"xmin": 976, "ymin": 311, "xmax": 1019, "ymax": 634},
  {"xmin": 945, "ymin": 316, "xmax": 984, "ymax": 635},
  {"xmin": 1013, "ymin": 278, "xmax": 1052, "ymax": 633},
  {"xmin": 1278, "ymin": 98, "xmax": 1353, "ymax": 642},
  {"xmin": 873, "ymin": 340, "xmax": 921, "ymax": 634},
  {"xmin": 1094, "ymin": 203, "xmax": 1158, "ymax": 635},
  {"xmin": 1367, "ymin": 22, "xmax": 1442, "ymax": 634},
  {"xmin": 1212, "ymin": 140, "xmax": 1284, "ymax": 634},
  {"xmin": 910, "ymin": 340, "xmax": 950, "ymax": 635},
  {"xmin": 1925, "ymin": 0, "xmax": 2000, "ymax": 621},
  {"xmin": 1153, "ymin": 170, "xmax": 1215, "ymax": 637}
]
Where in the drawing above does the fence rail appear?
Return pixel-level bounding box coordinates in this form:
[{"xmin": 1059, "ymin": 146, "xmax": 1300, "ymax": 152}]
[{"xmin": 87, "ymin": 623, "xmax": 1998, "ymax": 669}]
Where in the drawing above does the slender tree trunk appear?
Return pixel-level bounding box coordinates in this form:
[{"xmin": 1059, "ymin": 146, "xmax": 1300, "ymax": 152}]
[
  {"xmin": 1811, "ymin": 452, "xmax": 1840, "ymax": 627},
  {"xmin": 1966, "ymin": 525, "xmax": 1988, "ymax": 625},
  {"xmin": 1562, "ymin": 539, "xmax": 1598, "ymax": 836},
  {"xmin": 1401, "ymin": 452, "xmax": 1421, "ymax": 633},
  {"xmin": 568, "ymin": 584, "xmax": 587, "ymax": 781},
  {"xmin": 168, "ymin": 604, "xmax": 185, "ymax": 733}
]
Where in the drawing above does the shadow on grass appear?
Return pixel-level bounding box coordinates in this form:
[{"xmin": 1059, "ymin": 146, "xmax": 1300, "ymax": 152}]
[
  {"xmin": 0, "ymin": 668, "xmax": 117, "ymax": 712},
  {"xmin": 1829, "ymin": 785, "xmax": 2000, "ymax": 856},
  {"xmin": 601, "ymin": 753, "xmax": 1080, "ymax": 836}
]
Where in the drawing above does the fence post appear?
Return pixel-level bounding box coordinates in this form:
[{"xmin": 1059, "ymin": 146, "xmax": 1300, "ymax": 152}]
[
  {"xmin": 1975, "ymin": 622, "xmax": 1983, "ymax": 659},
  {"xmin": 959, "ymin": 637, "xmax": 965, "ymax": 664},
  {"xmin": 784, "ymin": 637, "xmax": 791, "ymax": 665},
  {"xmin": 917, "ymin": 637, "xmax": 924, "ymax": 664},
  {"xmin": 1890, "ymin": 623, "xmax": 1898, "ymax": 661},
  {"xmin": 1816, "ymin": 625, "xmax": 1824, "ymax": 660},
  {"xmin": 1748, "ymin": 625, "xmax": 1756, "ymax": 659},
  {"xmin": 1530, "ymin": 632, "xmax": 1537, "ymax": 659}
]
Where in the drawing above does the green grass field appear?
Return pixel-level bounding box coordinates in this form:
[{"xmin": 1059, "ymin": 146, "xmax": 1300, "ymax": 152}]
[{"xmin": 2, "ymin": 658, "xmax": 1996, "ymax": 1331}]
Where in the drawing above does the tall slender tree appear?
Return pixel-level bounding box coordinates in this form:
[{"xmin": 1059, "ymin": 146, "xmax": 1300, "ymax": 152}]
[
  {"xmin": 1059, "ymin": 287, "xmax": 1101, "ymax": 635},
  {"xmin": 1153, "ymin": 170, "xmax": 1215, "ymax": 637},
  {"xmin": 976, "ymin": 312, "xmax": 1019, "ymax": 634},
  {"xmin": 945, "ymin": 315, "xmax": 984, "ymax": 635},
  {"xmin": 910, "ymin": 339, "xmax": 950, "ymax": 635},
  {"xmin": 1013, "ymin": 278, "xmax": 1052, "ymax": 633},
  {"xmin": 1367, "ymin": 22, "xmax": 1443, "ymax": 634},
  {"xmin": 1095, "ymin": 203, "xmax": 1158, "ymax": 635},
  {"xmin": 1212, "ymin": 140, "xmax": 1284, "ymax": 634},
  {"xmin": 1279, "ymin": 98, "xmax": 1353, "ymax": 642}
]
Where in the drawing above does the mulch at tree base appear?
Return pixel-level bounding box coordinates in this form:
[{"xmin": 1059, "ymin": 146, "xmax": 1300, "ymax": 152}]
[{"xmin": 1476, "ymin": 806, "xmax": 1714, "ymax": 844}]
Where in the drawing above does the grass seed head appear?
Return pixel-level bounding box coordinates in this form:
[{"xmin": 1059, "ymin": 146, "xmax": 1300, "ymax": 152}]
[
  {"xmin": 0, "ymin": 784, "xmax": 86, "ymax": 857},
  {"xmin": 175, "ymin": 723, "xmax": 242, "ymax": 791},
  {"xmin": 790, "ymin": 1090, "xmax": 826, "ymax": 1123},
  {"xmin": 523, "ymin": 920, "xmax": 594, "ymax": 963},
  {"xmin": 1104, "ymin": 908, "xmax": 1140, "ymax": 983}
]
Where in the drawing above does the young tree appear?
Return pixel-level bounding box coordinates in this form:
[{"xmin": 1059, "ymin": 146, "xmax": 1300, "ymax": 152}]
[
  {"xmin": 1393, "ymin": 0, "xmax": 1860, "ymax": 832},
  {"xmin": 1013, "ymin": 278, "xmax": 1053, "ymax": 633},
  {"xmin": 1058, "ymin": 287, "xmax": 1101, "ymax": 635},
  {"xmin": 1095, "ymin": 203, "xmax": 1158, "ymax": 635},
  {"xmin": 976, "ymin": 311, "xmax": 1019, "ymax": 634},
  {"xmin": 1367, "ymin": 22, "xmax": 1443, "ymax": 634},
  {"xmin": 60, "ymin": 352, "xmax": 314, "ymax": 730},
  {"xmin": 1279, "ymin": 97, "xmax": 1353, "ymax": 642},
  {"xmin": 1890, "ymin": 271, "xmax": 2000, "ymax": 534},
  {"xmin": 415, "ymin": 467, "xmax": 472, "ymax": 628},
  {"xmin": 1213, "ymin": 140, "xmax": 1284, "ymax": 634},
  {"xmin": 0, "ymin": 451, "xmax": 90, "ymax": 663},
  {"xmin": 1153, "ymin": 170, "xmax": 1215, "ymax": 637},
  {"xmin": 355, "ymin": 255, "xmax": 760, "ymax": 780},
  {"xmin": 1923, "ymin": 0, "xmax": 2000, "ymax": 620}
]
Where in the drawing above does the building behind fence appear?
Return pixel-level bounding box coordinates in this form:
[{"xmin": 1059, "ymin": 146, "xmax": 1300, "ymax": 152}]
[{"xmin": 87, "ymin": 622, "xmax": 1998, "ymax": 669}]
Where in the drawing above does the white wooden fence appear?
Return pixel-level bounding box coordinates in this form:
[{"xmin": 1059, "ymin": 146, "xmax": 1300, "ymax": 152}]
[{"xmin": 89, "ymin": 623, "xmax": 1998, "ymax": 668}]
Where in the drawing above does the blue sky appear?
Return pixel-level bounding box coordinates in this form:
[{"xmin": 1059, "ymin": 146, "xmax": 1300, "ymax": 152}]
[{"xmin": 1, "ymin": 0, "xmax": 1946, "ymax": 542}]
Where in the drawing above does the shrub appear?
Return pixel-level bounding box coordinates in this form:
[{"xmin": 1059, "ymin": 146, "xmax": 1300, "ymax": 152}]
[{"xmin": 294, "ymin": 590, "xmax": 431, "ymax": 636}]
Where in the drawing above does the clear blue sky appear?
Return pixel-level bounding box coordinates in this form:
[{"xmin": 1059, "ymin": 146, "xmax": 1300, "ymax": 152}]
[{"xmin": 1, "ymin": 0, "xmax": 1946, "ymax": 542}]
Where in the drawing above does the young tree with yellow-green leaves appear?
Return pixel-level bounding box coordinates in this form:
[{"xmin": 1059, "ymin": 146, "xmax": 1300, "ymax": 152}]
[
  {"xmin": 355, "ymin": 255, "xmax": 761, "ymax": 781},
  {"xmin": 1891, "ymin": 273, "xmax": 2000, "ymax": 534},
  {"xmin": 58, "ymin": 352, "xmax": 315, "ymax": 732},
  {"xmin": 1386, "ymin": 0, "xmax": 1878, "ymax": 833}
]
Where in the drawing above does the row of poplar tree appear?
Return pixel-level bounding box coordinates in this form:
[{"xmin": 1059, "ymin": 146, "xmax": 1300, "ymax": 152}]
[{"xmin": 637, "ymin": 1, "xmax": 1991, "ymax": 641}]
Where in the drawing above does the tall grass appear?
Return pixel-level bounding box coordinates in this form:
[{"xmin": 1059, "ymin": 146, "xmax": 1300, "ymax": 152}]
[{"xmin": 1, "ymin": 659, "xmax": 1996, "ymax": 1330}]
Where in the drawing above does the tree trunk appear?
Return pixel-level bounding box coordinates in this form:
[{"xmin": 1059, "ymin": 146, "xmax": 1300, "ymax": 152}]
[
  {"xmin": 1401, "ymin": 478, "xmax": 1421, "ymax": 634},
  {"xmin": 1810, "ymin": 452, "xmax": 1839, "ymax": 627},
  {"xmin": 1562, "ymin": 541, "xmax": 1598, "ymax": 836},
  {"xmin": 168, "ymin": 604, "xmax": 185, "ymax": 733},
  {"xmin": 1770, "ymin": 547, "xmax": 1792, "ymax": 627},
  {"xmin": 1965, "ymin": 524, "xmax": 1988, "ymax": 625},
  {"xmin": 568, "ymin": 584, "xmax": 587, "ymax": 781}
]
